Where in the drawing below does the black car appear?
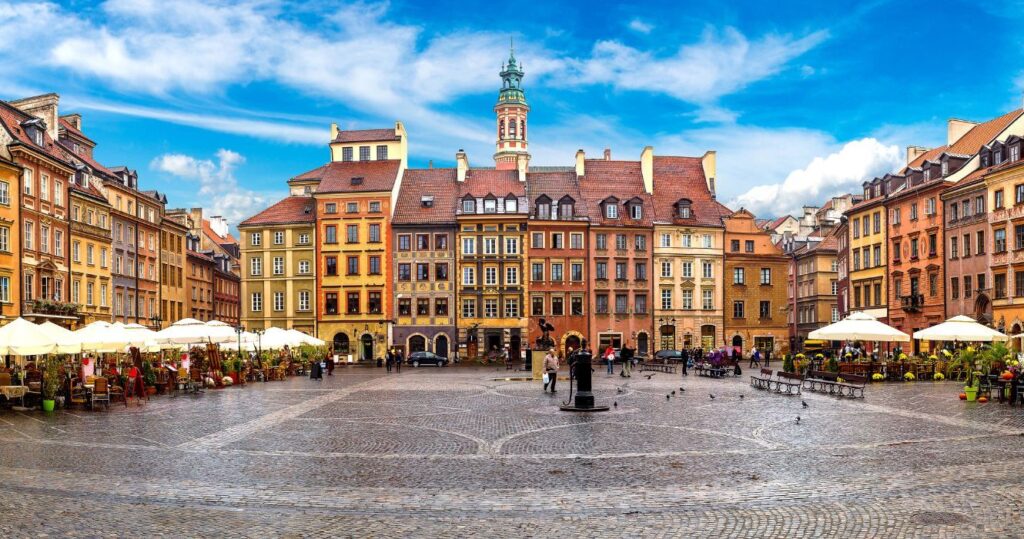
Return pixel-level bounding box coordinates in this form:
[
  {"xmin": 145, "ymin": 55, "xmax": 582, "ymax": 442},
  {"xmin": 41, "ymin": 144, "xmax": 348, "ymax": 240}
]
[
  {"xmin": 653, "ymin": 350, "xmax": 684, "ymax": 363},
  {"xmin": 408, "ymin": 351, "xmax": 448, "ymax": 367}
]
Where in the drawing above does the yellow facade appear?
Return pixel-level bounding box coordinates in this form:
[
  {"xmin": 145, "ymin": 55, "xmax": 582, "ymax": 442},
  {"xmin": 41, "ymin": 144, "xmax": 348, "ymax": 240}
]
[
  {"xmin": 0, "ymin": 159, "xmax": 19, "ymax": 326},
  {"xmin": 160, "ymin": 216, "xmax": 187, "ymax": 326},
  {"xmin": 69, "ymin": 187, "xmax": 112, "ymax": 327},
  {"xmin": 986, "ymin": 160, "xmax": 1024, "ymax": 336},
  {"xmin": 240, "ymin": 218, "xmax": 317, "ymax": 336},
  {"xmin": 653, "ymin": 224, "xmax": 724, "ymax": 350},
  {"xmin": 847, "ymin": 200, "xmax": 887, "ymax": 320}
]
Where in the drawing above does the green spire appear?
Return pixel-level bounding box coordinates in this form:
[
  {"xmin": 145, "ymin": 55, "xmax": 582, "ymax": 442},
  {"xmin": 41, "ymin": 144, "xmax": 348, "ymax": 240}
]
[{"xmin": 498, "ymin": 38, "xmax": 526, "ymax": 105}]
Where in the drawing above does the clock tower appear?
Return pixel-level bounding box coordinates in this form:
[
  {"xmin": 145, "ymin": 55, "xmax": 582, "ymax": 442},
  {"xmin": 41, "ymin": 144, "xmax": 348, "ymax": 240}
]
[{"xmin": 493, "ymin": 43, "xmax": 530, "ymax": 170}]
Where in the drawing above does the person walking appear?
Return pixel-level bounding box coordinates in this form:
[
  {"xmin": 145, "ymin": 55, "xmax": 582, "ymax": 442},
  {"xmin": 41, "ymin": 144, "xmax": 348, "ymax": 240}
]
[
  {"xmin": 309, "ymin": 357, "xmax": 323, "ymax": 380},
  {"xmin": 604, "ymin": 344, "xmax": 615, "ymax": 375},
  {"xmin": 326, "ymin": 354, "xmax": 335, "ymax": 376},
  {"xmin": 764, "ymin": 348, "xmax": 771, "ymax": 368},
  {"xmin": 680, "ymin": 348, "xmax": 689, "ymax": 376},
  {"xmin": 749, "ymin": 345, "xmax": 761, "ymax": 369},
  {"xmin": 395, "ymin": 350, "xmax": 403, "ymax": 373},
  {"xmin": 385, "ymin": 349, "xmax": 394, "ymax": 373},
  {"xmin": 620, "ymin": 341, "xmax": 634, "ymax": 378},
  {"xmin": 543, "ymin": 349, "xmax": 559, "ymax": 393}
]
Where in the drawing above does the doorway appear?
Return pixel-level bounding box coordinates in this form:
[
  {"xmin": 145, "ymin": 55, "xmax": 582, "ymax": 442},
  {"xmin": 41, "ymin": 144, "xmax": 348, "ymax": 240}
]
[
  {"xmin": 637, "ymin": 332, "xmax": 649, "ymax": 356},
  {"xmin": 701, "ymin": 325, "xmax": 716, "ymax": 349},
  {"xmin": 731, "ymin": 335, "xmax": 743, "ymax": 355},
  {"xmin": 361, "ymin": 334, "xmax": 374, "ymax": 361},
  {"xmin": 510, "ymin": 334, "xmax": 521, "ymax": 363},
  {"xmin": 485, "ymin": 332, "xmax": 502, "ymax": 358},
  {"xmin": 564, "ymin": 334, "xmax": 581, "ymax": 357},
  {"xmin": 659, "ymin": 325, "xmax": 675, "ymax": 351},
  {"xmin": 435, "ymin": 335, "xmax": 449, "ymax": 358},
  {"xmin": 333, "ymin": 333, "xmax": 350, "ymax": 356},
  {"xmin": 467, "ymin": 331, "xmax": 478, "ymax": 359},
  {"xmin": 409, "ymin": 335, "xmax": 426, "ymax": 353},
  {"xmin": 598, "ymin": 333, "xmax": 622, "ymax": 353}
]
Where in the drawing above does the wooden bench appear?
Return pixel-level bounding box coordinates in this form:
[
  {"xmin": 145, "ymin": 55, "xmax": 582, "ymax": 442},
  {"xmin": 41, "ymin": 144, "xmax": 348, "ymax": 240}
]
[
  {"xmin": 836, "ymin": 374, "xmax": 868, "ymax": 398},
  {"xmin": 695, "ymin": 365, "xmax": 727, "ymax": 378},
  {"xmin": 640, "ymin": 362, "xmax": 677, "ymax": 374},
  {"xmin": 772, "ymin": 372, "xmax": 803, "ymax": 395},
  {"xmin": 803, "ymin": 370, "xmax": 840, "ymax": 395},
  {"xmin": 750, "ymin": 368, "xmax": 774, "ymax": 390}
]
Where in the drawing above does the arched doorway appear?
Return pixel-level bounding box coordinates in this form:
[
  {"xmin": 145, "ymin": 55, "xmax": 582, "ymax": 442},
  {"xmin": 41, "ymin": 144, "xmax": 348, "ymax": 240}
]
[
  {"xmin": 408, "ymin": 335, "xmax": 427, "ymax": 353},
  {"xmin": 435, "ymin": 334, "xmax": 449, "ymax": 358},
  {"xmin": 564, "ymin": 334, "xmax": 581, "ymax": 357},
  {"xmin": 731, "ymin": 335, "xmax": 743, "ymax": 355},
  {"xmin": 636, "ymin": 332, "xmax": 649, "ymax": 357},
  {"xmin": 333, "ymin": 333, "xmax": 350, "ymax": 356},
  {"xmin": 659, "ymin": 325, "xmax": 675, "ymax": 351},
  {"xmin": 1012, "ymin": 323, "xmax": 1023, "ymax": 353},
  {"xmin": 360, "ymin": 334, "xmax": 374, "ymax": 361},
  {"xmin": 510, "ymin": 334, "xmax": 521, "ymax": 364},
  {"xmin": 975, "ymin": 294, "xmax": 992, "ymax": 325},
  {"xmin": 466, "ymin": 331, "xmax": 478, "ymax": 359}
]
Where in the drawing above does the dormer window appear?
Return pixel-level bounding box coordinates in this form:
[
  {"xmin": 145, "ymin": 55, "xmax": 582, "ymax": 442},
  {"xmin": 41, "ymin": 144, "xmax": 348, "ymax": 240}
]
[
  {"xmin": 873, "ymin": 185, "xmax": 880, "ymax": 197},
  {"xmin": 605, "ymin": 204, "xmax": 618, "ymax": 219},
  {"xmin": 982, "ymin": 154, "xmax": 990, "ymax": 167},
  {"xmin": 559, "ymin": 196, "xmax": 574, "ymax": 219},
  {"xmin": 421, "ymin": 196, "xmax": 434, "ymax": 208},
  {"xmin": 677, "ymin": 199, "xmax": 692, "ymax": 219},
  {"xmin": 1011, "ymin": 144, "xmax": 1020, "ymax": 162},
  {"xmin": 350, "ymin": 177, "xmax": 364, "ymax": 186},
  {"xmin": 923, "ymin": 169, "xmax": 930, "ymax": 181},
  {"xmin": 505, "ymin": 196, "xmax": 518, "ymax": 213},
  {"xmin": 462, "ymin": 198, "xmax": 475, "ymax": 213},
  {"xmin": 537, "ymin": 202, "xmax": 550, "ymax": 219},
  {"xmin": 630, "ymin": 204, "xmax": 642, "ymax": 219},
  {"xmin": 941, "ymin": 160, "xmax": 949, "ymax": 176},
  {"xmin": 483, "ymin": 197, "xmax": 497, "ymax": 213},
  {"xmin": 995, "ymin": 149, "xmax": 1003, "ymax": 164}
]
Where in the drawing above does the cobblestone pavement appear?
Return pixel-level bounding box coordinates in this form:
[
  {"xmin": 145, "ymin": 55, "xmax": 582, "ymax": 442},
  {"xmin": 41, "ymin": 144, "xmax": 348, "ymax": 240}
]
[{"xmin": 1, "ymin": 366, "xmax": 1023, "ymax": 537}]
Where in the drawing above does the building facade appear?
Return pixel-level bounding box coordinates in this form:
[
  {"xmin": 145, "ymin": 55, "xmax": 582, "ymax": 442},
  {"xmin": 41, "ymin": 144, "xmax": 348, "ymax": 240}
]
[
  {"xmin": 846, "ymin": 180, "xmax": 889, "ymax": 323},
  {"xmin": 0, "ymin": 157, "xmax": 20, "ymax": 326},
  {"xmin": 239, "ymin": 196, "xmax": 317, "ymax": 336},
  {"xmin": 186, "ymin": 233, "xmax": 215, "ymax": 321},
  {"xmin": 212, "ymin": 253, "xmax": 241, "ymax": 326},
  {"xmin": 526, "ymin": 170, "xmax": 589, "ymax": 356},
  {"xmin": 986, "ymin": 138, "xmax": 1024, "ymax": 338},
  {"xmin": 790, "ymin": 234, "xmax": 839, "ymax": 347},
  {"xmin": 159, "ymin": 212, "xmax": 187, "ymax": 327},
  {"xmin": 723, "ymin": 209, "xmax": 790, "ymax": 356},
  {"xmin": 578, "ymin": 155, "xmax": 654, "ymax": 356},
  {"xmin": 943, "ymin": 175, "xmax": 991, "ymax": 323},
  {"xmin": 391, "ymin": 169, "xmax": 458, "ymax": 357},
  {"xmin": 651, "ymin": 152, "xmax": 728, "ymax": 352},
  {"xmin": 835, "ymin": 219, "xmax": 850, "ymax": 319}
]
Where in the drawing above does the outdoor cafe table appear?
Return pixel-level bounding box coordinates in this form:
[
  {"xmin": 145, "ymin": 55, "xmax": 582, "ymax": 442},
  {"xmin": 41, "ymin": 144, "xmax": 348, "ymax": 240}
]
[{"xmin": 1, "ymin": 385, "xmax": 28, "ymax": 407}]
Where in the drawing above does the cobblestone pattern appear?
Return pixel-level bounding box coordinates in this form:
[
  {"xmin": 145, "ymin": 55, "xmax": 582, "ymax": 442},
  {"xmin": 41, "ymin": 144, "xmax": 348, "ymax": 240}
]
[{"xmin": 0, "ymin": 366, "xmax": 1022, "ymax": 537}]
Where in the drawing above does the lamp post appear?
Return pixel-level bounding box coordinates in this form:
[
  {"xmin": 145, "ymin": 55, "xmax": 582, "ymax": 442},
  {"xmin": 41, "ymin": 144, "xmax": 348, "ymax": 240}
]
[
  {"xmin": 149, "ymin": 315, "xmax": 162, "ymax": 330},
  {"xmin": 235, "ymin": 325, "xmax": 244, "ymax": 362}
]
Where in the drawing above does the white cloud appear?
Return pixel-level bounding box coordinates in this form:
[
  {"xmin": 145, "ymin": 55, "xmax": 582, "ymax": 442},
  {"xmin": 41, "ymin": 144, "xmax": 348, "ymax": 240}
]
[
  {"xmin": 628, "ymin": 18, "xmax": 653, "ymax": 34},
  {"xmin": 727, "ymin": 137, "xmax": 902, "ymax": 218},
  {"xmin": 557, "ymin": 27, "xmax": 829, "ymax": 104},
  {"xmin": 151, "ymin": 149, "xmax": 275, "ymax": 226}
]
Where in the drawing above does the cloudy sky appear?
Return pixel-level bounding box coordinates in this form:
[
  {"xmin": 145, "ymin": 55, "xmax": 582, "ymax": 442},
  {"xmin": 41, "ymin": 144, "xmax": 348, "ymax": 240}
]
[{"xmin": 2, "ymin": 0, "xmax": 1023, "ymax": 225}]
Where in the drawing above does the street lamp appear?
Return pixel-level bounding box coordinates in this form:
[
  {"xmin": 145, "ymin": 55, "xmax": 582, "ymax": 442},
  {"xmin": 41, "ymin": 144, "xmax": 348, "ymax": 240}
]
[
  {"xmin": 149, "ymin": 315, "xmax": 162, "ymax": 329},
  {"xmin": 234, "ymin": 325, "xmax": 245, "ymax": 362}
]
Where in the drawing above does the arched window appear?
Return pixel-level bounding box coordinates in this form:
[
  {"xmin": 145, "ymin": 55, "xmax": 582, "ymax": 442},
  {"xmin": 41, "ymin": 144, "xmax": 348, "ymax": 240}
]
[
  {"xmin": 499, "ymin": 119, "xmax": 505, "ymax": 138},
  {"xmin": 509, "ymin": 120, "xmax": 517, "ymax": 138},
  {"xmin": 536, "ymin": 195, "xmax": 551, "ymax": 219},
  {"xmin": 520, "ymin": 119, "xmax": 525, "ymax": 140}
]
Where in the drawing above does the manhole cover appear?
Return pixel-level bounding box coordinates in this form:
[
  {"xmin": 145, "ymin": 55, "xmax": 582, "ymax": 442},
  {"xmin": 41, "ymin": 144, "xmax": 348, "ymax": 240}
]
[{"xmin": 911, "ymin": 511, "xmax": 969, "ymax": 526}]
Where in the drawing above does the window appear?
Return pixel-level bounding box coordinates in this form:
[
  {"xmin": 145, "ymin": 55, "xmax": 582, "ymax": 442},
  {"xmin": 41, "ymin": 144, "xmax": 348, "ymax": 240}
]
[
  {"xmin": 910, "ymin": 238, "xmax": 919, "ymax": 259},
  {"xmin": 417, "ymin": 298, "xmax": 430, "ymax": 316},
  {"xmin": 325, "ymin": 225, "xmax": 337, "ymax": 243},
  {"xmin": 342, "ymin": 147, "xmax": 353, "ymax": 161},
  {"xmin": 1017, "ymin": 185, "xmax": 1024, "ymax": 206},
  {"xmin": 994, "ymin": 274, "xmax": 1006, "ymax": 299},
  {"xmin": 995, "ymin": 190, "xmax": 1005, "ymax": 209},
  {"xmin": 596, "ymin": 234, "xmax": 607, "ymax": 250},
  {"xmin": 964, "ymin": 275, "xmax": 973, "ymax": 298},
  {"xmin": 733, "ymin": 267, "xmax": 745, "ymax": 284},
  {"xmin": 296, "ymin": 259, "xmax": 310, "ymax": 275},
  {"xmin": 873, "ymin": 212, "xmax": 880, "ymax": 233},
  {"xmin": 72, "ymin": 240, "xmax": 80, "ymax": 263},
  {"xmin": 550, "ymin": 296, "xmax": 563, "ymax": 316},
  {"xmin": 745, "ymin": 240, "xmax": 754, "ymax": 253},
  {"xmin": 462, "ymin": 237, "xmax": 475, "ymax": 255},
  {"xmin": 661, "ymin": 261, "xmax": 672, "ymax": 278},
  {"xmin": 661, "ymin": 288, "xmax": 672, "ymax": 310},
  {"xmin": 1012, "ymin": 145, "xmax": 1021, "ymax": 162},
  {"xmin": 941, "ymin": 160, "xmax": 949, "ymax": 176},
  {"xmin": 346, "ymin": 292, "xmax": 360, "ymax": 314},
  {"xmin": 506, "ymin": 237, "xmax": 519, "ymax": 254},
  {"xmin": 346, "ymin": 225, "xmax": 359, "ymax": 243},
  {"xmin": 977, "ymin": 230, "xmax": 986, "ymax": 254},
  {"xmin": 505, "ymin": 198, "xmax": 518, "ymax": 213},
  {"xmin": 759, "ymin": 301, "xmax": 770, "ymax": 319},
  {"xmin": 910, "ymin": 203, "xmax": 918, "ymax": 220},
  {"xmin": 483, "ymin": 198, "xmax": 496, "ymax": 213},
  {"xmin": 1017, "ymin": 225, "xmax": 1024, "ymax": 250},
  {"xmin": 873, "ymin": 245, "xmax": 881, "ymax": 267},
  {"xmin": 760, "ymin": 268, "xmax": 771, "ymax": 285},
  {"xmin": 398, "ymin": 298, "xmax": 412, "ymax": 316},
  {"xmin": 0, "ymin": 180, "xmax": 7, "ymax": 205},
  {"xmin": 595, "ymin": 295, "xmax": 609, "ymax": 314},
  {"xmin": 462, "ymin": 267, "xmax": 475, "ymax": 285},
  {"xmin": 853, "ymin": 250, "xmax": 860, "ymax": 270},
  {"xmin": 976, "ymin": 195, "xmax": 985, "ymax": 214},
  {"xmin": 681, "ymin": 261, "xmax": 693, "ymax": 278},
  {"xmin": 831, "ymin": 280, "xmax": 838, "ymax": 295},
  {"xmin": 376, "ymin": 145, "xmax": 388, "ymax": 160},
  {"xmin": 0, "ymin": 226, "xmax": 7, "ymax": 253},
  {"xmin": 484, "ymin": 299, "xmax": 498, "ymax": 318},
  {"xmin": 925, "ymin": 198, "xmax": 936, "ymax": 216},
  {"xmin": 462, "ymin": 199, "xmax": 475, "ymax": 213},
  {"xmin": 928, "ymin": 234, "xmax": 937, "ymax": 257},
  {"xmin": 483, "ymin": 237, "xmax": 497, "ymax": 255},
  {"xmin": 346, "ymin": 202, "xmax": 358, "ymax": 214},
  {"xmin": 251, "ymin": 232, "xmax": 261, "ymax": 246},
  {"xmin": 950, "ymin": 237, "xmax": 959, "ymax": 258},
  {"xmin": 605, "ymin": 204, "xmax": 618, "ymax": 219},
  {"xmin": 733, "ymin": 300, "xmax": 745, "ymax": 318},
  {"xmin": 273, "ymin": 292, "xmax": 285, "ymax": 312},
  {"xmin": 368, "ymin": 224, "xmax": 380, "ymax": 243},
  {"xmin": 570, "ymin": 233, "xmax": 583, "ymax": 249},
  {"xmin": 614, "ymin": 262, "xmax": 626, "ymax": 280},
  {"xmin": 1017, "ymin": 272, "xmax": 1024, "ymax": 297},
  {"xmin": 250, "ymin": 257, "xmax": 262, "ymax": 276},
  {"xmin": 325, "ymin": 203, "xmax": 337, "ymax": 214},
  {"xmin": 250, "ymin": 292, "xmax": 263, "ymax": 312},
  {"xmin": 397, "ymin": 235, "xmax": 411, "ymax": 251},
  {"xmin": 995, "ymin": 228, "xmax": 1007, "ymax": 253},
  {"xmin": 484, "ymin": 267, "xmax": 497, "ymax": 285},
  {"xmin": 359, "ymin": 146, "xmax": 370, "ymax": 161},
  {"xmin": 435, "ymin": 234, "xmax": 448, "ymax": 250},
  {"xmin": 963, "ymin": 234, "xmax": 971, "ymax": 257},
  {"xmin": 40, "ymin": 176, "xmax": 48, "ymax": 200},
  {"xmin": 635, "ymin": 234, "xmax": 646, "ymax": 251},
  {"xmin": 325, "ymin": 256, "xmax": 338, "ymax": 276},
  {"xmin": 369, "ymin": 256, "xmax": 381, "ymax": 275},
  {"xmin": 531, "ymin": 263, "xmax": 544, "ymax": 281},
  {"xmin": 660, "ymin": 233, "xmax": 671, "ymax": 248},
  {"xmin": 596, "ymin": 261, "xmax": 607, "ymax": 279},
  {"xmin": 572, "ymin": 263, "xmax": 584, "ymax": 281},
  {"xmin": 862, "ymin": 217, "xmax": 869, "ymax": 236},
  {"xmin": 462, "ymin": 298, "xmax": 476, "ymax": 318},
  {"xmin": 347, "ymin": 256, "xmax": 359, "ymax": 275},
  {"xmin": 273, "ymin": 257, "xmax": 284, "ymax": 275},
  {"xmin": 615, "ymin": 234, "xmax": 627, "ymax": 250},
  {"xmin": 506, "ymin": 266, "xmax": 519, "ymax": 285},
  {"xmin": 504, "ymin": 298, "xmax": 519, "ymax": 318},
  {"xmin": 702, "ymin": 261, "xmax": 713, "ymax": 279},
  {"xmin": 630, "ymin": 204, "xmax": 642, "ymax": 219},
  {"xmin": 551, "ymin": 263, "xmax": 563, "ymax": 281},
  {"xmin": 852, "ymin": 218, "xmax": 860, "ymax": 239},
  {"xmin": 532, "ymin": 296, "xmax": 544, "ymax": 316},
  {"xmin": 531, "ymin": 232, "xmax": 544, "ymax": 249},
  {"xmin": 435, "ymin": 298, "xmax": 448, "ymax": 316},
  {"xmin": 298, "ymin": 291, "xmax": 310, "ymax": 311},
  {"xmin": 398, "ymin": 263, "xmax": 411, "ymax": 281}
]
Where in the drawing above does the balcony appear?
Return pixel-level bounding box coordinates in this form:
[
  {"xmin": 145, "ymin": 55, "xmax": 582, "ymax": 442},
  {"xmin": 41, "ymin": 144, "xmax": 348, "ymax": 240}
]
[{"xmin": 900, "ymin": 294, "xmax": 924, "ymax": 313}]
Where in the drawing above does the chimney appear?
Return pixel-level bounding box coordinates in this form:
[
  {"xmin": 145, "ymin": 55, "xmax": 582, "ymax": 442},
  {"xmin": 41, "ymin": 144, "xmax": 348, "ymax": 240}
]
[
  {"xmin": 701, "ymin": 150, "xmax": 717, "ymax": 196},
  {"xmin": 906, "ymin": 146, "xmax": 928, "ymax": 165},
  {"xmin": 575, "ymin": 149, "xmax": 585, "ymax": 176},
  {"xmin": 10, "ymin": 93, "xmax": 60, "ymax": 141},
  {"xmin": 428, "ymin": 160, "xmax": 433, "ymax": 169},
  {"xmin": 947, "ymin": 118, "xmax": 978, "ymax": 146},
  {"xmin": 516, "ymin": 153, "xmax": 529, "ymax": 182},
  {"xmin": 330, "ymin": 122, "xmax": 339, "ymax": 141},
  {"xmin": 603, "ymin": 148, "xmax": 611, "ymax": 160},
  {"xmin": 456, "ymin": 149, "xmax": 469, "ymax": 182},
  {"xmin": 61, "ymin": 113, "xmax": 82, "ymax": 131},
  {"xmin": 640, "ymin": 146, "xmax": 654, "ymax": 194}
]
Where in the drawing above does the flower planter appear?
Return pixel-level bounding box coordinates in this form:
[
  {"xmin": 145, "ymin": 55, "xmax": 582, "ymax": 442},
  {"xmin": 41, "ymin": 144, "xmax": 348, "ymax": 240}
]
[
  {"xmin": 228, "ymin": 372, "xmax": 240, "ymax": 386},
  {"xmin": 963, "ymin": 386, "xmax": 978, "ymax": 402},
  {"xmin": 42, "ymin": 399, "xmax": 55, "ymax": 412},
  {"xmin": 146, "ymin": 386, "xmax": 157, "ymax": 396}
]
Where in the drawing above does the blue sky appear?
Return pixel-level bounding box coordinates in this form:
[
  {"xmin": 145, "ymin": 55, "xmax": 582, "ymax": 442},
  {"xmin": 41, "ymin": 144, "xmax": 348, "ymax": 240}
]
[{"xmin": 2, "ymin": 0, "xmax": 1023, "ymax": 225}]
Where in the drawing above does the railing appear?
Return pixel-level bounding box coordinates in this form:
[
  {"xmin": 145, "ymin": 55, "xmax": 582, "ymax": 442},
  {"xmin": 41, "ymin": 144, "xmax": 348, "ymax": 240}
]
[{"xmin": 899, "ymin": 293, "xmax": 924, "ymax": 312}]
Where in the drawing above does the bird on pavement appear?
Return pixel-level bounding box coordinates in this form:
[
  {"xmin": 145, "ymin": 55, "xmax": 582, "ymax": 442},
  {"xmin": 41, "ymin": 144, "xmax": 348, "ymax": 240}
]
[
  {"xmin": 679, "ymin": 387, "xmax": 685, "ymax": 392},
  {"xmin": 802, "ymin": 400, "xmax": 809, "ymax": 408},
  {"xmin": 645, "ymin": 373, "xmax": 656, "ymax": 380},
  {"xmin": 740, "ymin": 394, "xmax": 745, "ymax": 399},
  {"xmin": 671, "ymin": 390, "xmax": 676, "ymax": 396},
  {"xmin": 617, "ymin": 388, "xmax": 624, "ymax": 394},
  {"xmin": 709, "ymin": 394, "xmax": 715, "ymax": 400},
  {"xmin": 796, "ymin": 416, "xmax": 801, "ymax": 424},
  {"xmin": 666, "ymin": 394, "xmax": 671, "ymax": 400},
  {"xmin": 613, "ymin": 401, "xmax": 618, "ymax": 408}
]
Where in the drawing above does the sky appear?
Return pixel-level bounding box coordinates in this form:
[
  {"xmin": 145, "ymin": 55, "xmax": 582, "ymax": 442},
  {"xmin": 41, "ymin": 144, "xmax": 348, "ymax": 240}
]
[{"xmin": 2, "ymin": 0, "xmax": 1023, "ymax": 226}]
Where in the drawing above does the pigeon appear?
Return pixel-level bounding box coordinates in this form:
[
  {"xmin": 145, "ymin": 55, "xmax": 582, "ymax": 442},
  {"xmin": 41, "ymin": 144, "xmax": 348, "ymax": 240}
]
[
  {"xmin": 671, "ymin": 390, "xmax": 676, "ymax": 396},
  {"xmin": 802, "ymin": 400, "xmax": 809, "ymax": 408},
  {"xmin": 645, "ymin": 373, "xmax": 657, "ymax": 380},
  {"xmin": 679, "ymin": 387, "xmax": 685, "ymax": 392},
  {"xmin": 740, "ymin": 394, "xmax": 745, "ymax": 399},
  {"xmin": 709, "ymin": 394, "xmax": 716, "ymax": 400},
  {"xmin": 796, "ymin": 416, "xmax": 801, "ymax": 424},
  {"xmin": 617, "ymin": 388, "xmax": 624, "ymax": 394},
  {"xmin": 613, "ymin": 401, "xmax": 618, "ymax": 408},
  {"xmin": 666, "ymin": 394, "xmax": 671, "ymax": 400}
]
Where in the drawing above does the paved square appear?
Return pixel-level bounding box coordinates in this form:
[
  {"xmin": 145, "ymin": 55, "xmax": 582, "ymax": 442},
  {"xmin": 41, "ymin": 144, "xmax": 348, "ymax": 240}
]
[{"xmin": 0, "ymin": 367, "xmax": 1022, "ymax": 537}]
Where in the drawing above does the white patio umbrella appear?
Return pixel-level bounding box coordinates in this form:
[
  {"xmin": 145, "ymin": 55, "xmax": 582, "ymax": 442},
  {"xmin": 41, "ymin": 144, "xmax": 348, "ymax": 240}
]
[
  {"xmin": 75, "ymin": 320, "xmax": 131, "ymax": 353},
  {"xmin": 0, "ymin": 318, "xmax": 59, "ymax": 356},
  {"xmin": 123, "ymin": 323, "xmax": 162, "ymax": 352},
  {"xmin": 258, "ymin": 327, "xmax": 301, "ymax": 350},
  {"xmin": 808, "ymin": 311, "xmax": 910, "ymax": 342},
  {"xmin": 221, "ymin": 331, "xmax": 258, "ymax": 352},
  {"xmin": 153, "ymin": 318, "xmax": 212, "ymax": 346},
  {"xmin": 204, "ymin": 320, "xmax": 239, "ymax": 344},
  {"xmin": 37, "ymin": 321, "xmax": 83, "ymax": 354},
  {"xmin": 285, "ymin": 329, "xmax": 325, "ymax": 347},
  {"xmin": 913, "ymin": 315, "xmax": 1008, "ymax": 342}
]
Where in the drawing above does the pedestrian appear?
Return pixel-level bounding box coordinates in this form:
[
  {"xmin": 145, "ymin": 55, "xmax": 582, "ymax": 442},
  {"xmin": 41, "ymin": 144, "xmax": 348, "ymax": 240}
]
[
  {"xmin": 604, "ymin": 344, "xmax": 615, "ymax": 375},
  {"xmin": 326, "ymin": 353, "xmax": 335, "ymax": 376},
  {"xmin": 749, "ymin": 345, "xmax": 761, "ymax": 368},
  {"xmin": 620, "ymin": 341, "xmax": 634, "ymax": 378},
  {"xmin": 543, "ymin": 348, "xmax": 559, "ymax": 393},
  {"xmin": 764, "ymin": 348, "xmax": 771, "ymax": 368},
  {"xmin": 502, "ymin": 345, "xmax": 511, "ymax": 370},
  {"xmin": 309, "ymin": 357, "xmax": 323, "ymax": 380},
  {"xmin": 385, "ymin": 349, "xmax": 393, "ymax": 373},
  {"xmin": 395, "ymin": 350, "xmax": 403, "ymax": 373},
  {"xmin": 680, "ymin": 348, "xmax": 689, "ymax": 376}
]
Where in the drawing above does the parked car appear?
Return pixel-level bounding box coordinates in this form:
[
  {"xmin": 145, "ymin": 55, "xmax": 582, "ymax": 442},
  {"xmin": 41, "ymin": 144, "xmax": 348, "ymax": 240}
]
[
  {"xmin": 653, "ymin": 350, "xmax": 684, "ymax": 363},
  {"xmin": 408, "ymin": 351, "xmax": 448, "ymax": 367}
]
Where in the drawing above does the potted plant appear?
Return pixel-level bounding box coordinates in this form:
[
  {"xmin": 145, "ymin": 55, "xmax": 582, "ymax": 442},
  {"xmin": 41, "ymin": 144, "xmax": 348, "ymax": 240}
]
[
  {"xmin": 41, "ymin": 356, "xmax": 63, "ymax": 412},
  {"xmin": 227, "ymin": 358, "xmax": 241, "ymax": 386},
  {"xmin": 964, "ymin": 371, "xmax": 981, "ymax": 402},
  {"xmin": 142, "ymin": 360, "xmax": 158, "ymax": 396},
  {"xmin": 783, "ymin": 354, "xmax": 795, "ymax": 373},
  {"xmin": 872, "ymin": 373, "xmax": 885, "ymax": 382},
  {"xmin": 826, "ymin": 357, "xmax": 839, "ymax": 373}
]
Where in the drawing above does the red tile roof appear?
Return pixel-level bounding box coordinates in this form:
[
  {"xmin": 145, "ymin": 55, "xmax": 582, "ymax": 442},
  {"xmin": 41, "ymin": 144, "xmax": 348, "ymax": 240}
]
[
  {"xmin": 333, "ymin": 128, "xmax": 400, "ymax": 143},
  {"xmin": 0, "ymin": 100, "xmax": 73, "ymax": 167},
  {"xmin": 458, "ymin": 169, "xmax": 524, "ymax": 199},
  {"xmin": 948, "ymin": 109, "xmax": 1023, "ymax": 156},
  {"xmin": 392, "ymin": 168, "xmax": 459, "ymax": 225},
  {"xmin": 187, "ymin": 249, "xmax": 215, "ymax": 263},
  {"xmin": 578, "ymin": 160, "xmax": 655, "ymax": 227},
  {"xmin": 525, "ymin": 171, "xmax": 587, "ymax": 217},
  {"xmin": 202, "ymin": 219, "xmax": 237, "ymax": 245},
  {"xmin": 767, "ymin": 215, "xmax": 793, "ymax": 230},
  {"xmin": 239, "ymin": 196, "xmax": 315, "ymax": 226},
  {"xmin": 304, "ymin": 160, "xmax": 402, "ymax": 193},
  {"xmin": 650, "ymin": 156, "xmax": 729, "ymax": 227},
  {"xmin": 58, "ymin": 117, "xmax": 95, "ymax": 145},
  {"xmin": 902, "ymin": 145, "xmax": 947, "ymax": 172}
]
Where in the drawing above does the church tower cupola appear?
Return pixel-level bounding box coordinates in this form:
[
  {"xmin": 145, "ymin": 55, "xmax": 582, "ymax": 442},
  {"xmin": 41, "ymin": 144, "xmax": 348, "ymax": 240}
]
[{"xmin": 493, "ymin": 39, "xmax": 530, "ymax": 171}]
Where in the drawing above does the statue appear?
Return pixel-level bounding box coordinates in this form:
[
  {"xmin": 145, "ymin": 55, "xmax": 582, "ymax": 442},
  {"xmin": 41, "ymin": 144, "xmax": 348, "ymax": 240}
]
[{"xmin": 535, "ymin": 318, "xmax": 555, "ymax": 349}]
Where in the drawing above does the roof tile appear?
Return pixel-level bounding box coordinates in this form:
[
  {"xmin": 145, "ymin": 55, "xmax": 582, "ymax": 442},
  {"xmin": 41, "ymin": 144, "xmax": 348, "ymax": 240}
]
[
  {"xmin": 239, "ymin": 196, "xmax": 316, "ymax": 226},
  {"xmin": 309, "ymin": 160, "xmax": 402, "ymax": 193},
  {"xmin": 393, "ymin": 168, "xmax": 459, "ymax": 225}
]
